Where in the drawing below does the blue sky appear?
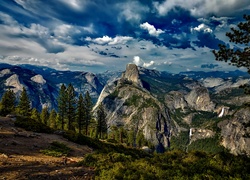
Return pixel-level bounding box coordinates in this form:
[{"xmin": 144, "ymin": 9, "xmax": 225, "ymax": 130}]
[{"xmin": 0, "ymin": 0, "xmax": 249, "ymax": 73}]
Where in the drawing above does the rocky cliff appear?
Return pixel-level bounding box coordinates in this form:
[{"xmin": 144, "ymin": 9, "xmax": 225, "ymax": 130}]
[
  {"xmin": 94, "ymin": 64, "xmax": 171, "ymax": 149},
  {"xmin": 218, "ymin": 107, "xmax": 250, "ymax": 156}
]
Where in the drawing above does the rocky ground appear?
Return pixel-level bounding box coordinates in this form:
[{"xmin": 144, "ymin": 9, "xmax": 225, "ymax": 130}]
[{"xmin": 0, "ymin": 117, "xmax": 95, "ymax": 180}]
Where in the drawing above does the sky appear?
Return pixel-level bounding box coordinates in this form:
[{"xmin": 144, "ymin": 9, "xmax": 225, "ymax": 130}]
[{"xmin": 0, "ymin": 0, "xmax": 249, "ymax": 73}]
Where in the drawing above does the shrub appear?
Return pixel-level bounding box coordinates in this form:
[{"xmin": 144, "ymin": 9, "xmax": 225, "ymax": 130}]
[
  {"xmin": 40, "ymin": 141, "xmax": 71, "ymax": 157},
  {"xmin": 14, "ymin": 116, "xmax": 53, "ymax": 133}
]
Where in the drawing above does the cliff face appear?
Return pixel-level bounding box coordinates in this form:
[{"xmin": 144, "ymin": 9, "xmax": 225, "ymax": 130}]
[
  {"xmin": 94, "ymin": 64, "xmax": 171, "ymax": 149},
  {"xmin": 218, "ymin": 108, "xmax": 250, "ymax": 156}
]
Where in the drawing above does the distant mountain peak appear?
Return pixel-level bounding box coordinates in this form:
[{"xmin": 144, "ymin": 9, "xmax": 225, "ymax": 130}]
[{"xmin": 121, "ymin": 64, "xmax": 143, "ymax": 87}]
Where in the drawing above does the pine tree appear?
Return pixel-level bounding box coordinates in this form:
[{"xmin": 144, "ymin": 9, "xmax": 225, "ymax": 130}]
[
  {"xmin": 76, "ymin": 93, "xmax": 85, "ymax": 134},
  {"xmin": 213, "ymin": 14, "xmax": 250, "ymax": 72},
  {"xmin": 40, "ymin": 107, "xmax": 49, "ymax": 125},
  {"xmin": 30, "ymin": 108, "xmax": 40, "ymax": 121},
  {"xmin": 96, "ymin": 103, "xmax": 107, "ymax": 139},
  {"xmin": 58, "ymin": 84, "xmax": 67, "ymax": 130},
  {"xmin": 0, "ymin": 89, "xmax": 16, "ymax": 116},
  {"xmin": 84, "ymin": 91, "xmax": 92, "ymax": 136},
  {"xmin": 17, "ymin": 87, "xmax": 31, "ymax": 117},
  {"xmin": 49, "ymin": 109, "xmax": 57, "ymax": 129},
  {"xmin": 66, "ymin": 83, "xmax": 76, "ymax": 131}
]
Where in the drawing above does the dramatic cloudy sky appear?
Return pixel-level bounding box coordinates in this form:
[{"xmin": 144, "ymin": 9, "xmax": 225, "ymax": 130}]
[{"xmin": 0, "ymin": 0, "xmax": 249, "ymax": 73}]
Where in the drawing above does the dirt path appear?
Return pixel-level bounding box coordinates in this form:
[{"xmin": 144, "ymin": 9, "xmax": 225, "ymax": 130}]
[{"xmin": 0, "ymin": 117, "xmax": 95, "ymax": 180}]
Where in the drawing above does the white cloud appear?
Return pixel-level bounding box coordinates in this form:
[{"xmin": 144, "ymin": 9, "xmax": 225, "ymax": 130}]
[
  {"xmin": 140, "ymin": 22, "xmax": 164, "ymax": 37},
  {"xmin": 133, "ymin": 56, "xmax": 155, "ymax": 68},
  {"xmin": 191, "ymin": 24, "xmax": 213, "ymax": 33},
  {"xmin": 85, "ymin": 35, "xmax": 133, "ymax": 45},
  {"xmin": 154, "ymin": 0, "xmax": 250, "ymax": 17},
  {"xmin": 143, "ymin": 61, "xmax": 155, "ymax": 68}
]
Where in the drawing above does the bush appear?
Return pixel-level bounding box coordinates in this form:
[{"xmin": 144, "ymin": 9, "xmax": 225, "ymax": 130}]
[
  {"xmin": 40, "ymin": 141, "xmax": 71, "ymax": 157},
  {"xmin": 14, "ymin": 116, "xmax": 53, "ymax": 133}
]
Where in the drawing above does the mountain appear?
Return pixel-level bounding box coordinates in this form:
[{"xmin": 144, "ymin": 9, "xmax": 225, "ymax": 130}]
[
  {"xmin": 0, "ymin": 64, "xmax": 104, "ymax": 111},
  {"xmin": 94, "ymin": 64, "xmax": 250, "ymax": 155},
  {"xmin": 1, "ymin": 63, "xmax": 249, "ymax": 156}
]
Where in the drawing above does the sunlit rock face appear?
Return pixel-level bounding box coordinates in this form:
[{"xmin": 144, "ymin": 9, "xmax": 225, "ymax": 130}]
[
  {"xmin": 94, "ymin": 64, "xmax": 172, "ymax": 149},
  {"xmin": 218, "ymin": 108, "xmax": 250, "ymax": 156},
  {"xmin": 121, "ymin": 64, "xmax": 143, "ymax": 87},
  {"xmin": 185, "ymin": 87, "xmax": 215, "ymax": 111},
  {"xmin": 31, "ymin": 74, "xmax": 46, "ymax": 85},
  {"xmin": 5, "ymin": 74, "xmax": 24, "ymax": 94}
]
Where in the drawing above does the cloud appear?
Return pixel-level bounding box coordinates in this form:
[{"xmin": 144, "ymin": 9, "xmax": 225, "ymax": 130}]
[
  {"xmin": 191, "ymin": 24, "xmax": 213, "ymax": 33},
  {"xmin": 133, "ymin": 56, "xmax": 155, "ymax": 68},
  {"xmin": 154, "ymin": 0, "xmax": 250, "ymax": 17},
  {"xmin": 140, "ymin": 22, "xmax": 164, "ymax": 37},
  {"xmin": 85, "ymin": 36, "xmax": 133, "ymax": 45}
]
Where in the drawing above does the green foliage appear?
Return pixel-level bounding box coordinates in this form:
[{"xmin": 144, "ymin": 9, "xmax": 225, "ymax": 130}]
[
  {"xmin": 40, "ymin": 141, "xmax": 71, "ymax": 157},
  {"xmin": 14, "ymin": 116, "xmax": 53, "ymax": 133},
  {"xmin": 49, "ymin": 109, "xmax": 57, "ymax": 129},
  {"xmin": 17, "ymin": 87, "xmax": 31, "ymax": 117},
  {"xmin": 83, "ymin": 91, "xmax": 93, "ymax": 136},
  {"xmin": 40, "ymin": 107, "xmax": 49, "ymax": 125},
  {"xmin": 123, "ymin": 94, "xmax": 141, "ymax": 106},
  {"xmin": 0, "ymin": 89, "xmax": 16, "ymax": 116},
  {"xmin": 188, "ymin": 136, "xmax": 225, "ymax": 154},
  {"xmin": 96, "ymin": 103, "xmax": 107, "ymax": 139},
  {"xmin": 191, "ymin": 111, "xmax": 217, "ymax": 128},
  {"xmin": 66, "ymin": 83, "xmax": 76, "ymax": 131},
  {"xmin": 213, "ymin": 14, "xmax": 250, "ymax": 73},
  {"xmin": 58, "ymin": 84, "xmax": 67, "ymax": 130},
  {"xmin": 81, "ymin": 150, "xmax": 250, "ymax": 179},
  {"xmin": 30, "ymin": 108, "xmax": 40, "ymax": 122},
  {"xmin": 170, "ymin": 131, "xmax": 189, "ymax": 151}
]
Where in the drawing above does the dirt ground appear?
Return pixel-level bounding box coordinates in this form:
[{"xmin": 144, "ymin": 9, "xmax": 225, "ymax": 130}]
[{"xmin": 0, "ymin": 117, "xmax": 95, "ymax": 180}]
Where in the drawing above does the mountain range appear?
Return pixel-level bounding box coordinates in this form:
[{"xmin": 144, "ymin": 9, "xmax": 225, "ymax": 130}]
[{"xmin": 0, "ymin": 63, "xmax": 249, "ymax": 156}]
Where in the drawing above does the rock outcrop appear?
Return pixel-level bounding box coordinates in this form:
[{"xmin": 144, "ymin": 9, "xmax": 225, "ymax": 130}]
[
  {"xmin": 120, "ymin": 64, "xmax": 143, "ymax": 87},
  {"xmin": 185, "ymin": 87, "xmax": 215, "ymax": 111},
  {"xmin": 218, "ymin": 107, "xmax": 250, "ymax": 156},
  {"xmin": 94, "ymin": 64, "xmax": 171, "ymax": 149}
]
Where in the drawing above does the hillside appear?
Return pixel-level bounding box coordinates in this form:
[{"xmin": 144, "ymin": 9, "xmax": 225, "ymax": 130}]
[{"xmin": 0, "ymin": 117, "xmax": 94, "ymax": 180}]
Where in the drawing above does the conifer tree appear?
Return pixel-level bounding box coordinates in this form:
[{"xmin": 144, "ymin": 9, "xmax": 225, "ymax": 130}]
[
  {"xmin": 213, "ymin": 15, "xmax": 250, "ymax": 72},
  {"xmin": 96, "ymin": 103, "xmax": 107, "ymax": 139},
  {"xmin": 66, "ymin": 83, "xmax": 76, "ymax": 131},
  {"xmin": 58, "ymin": 84, "xmax": 67, "ymax": 130},
  {"xmin": 0, "ymin": 89, "xmax": 16, "ymax": 116},
  {"xmin": 76, "ymin": 93, "xmax": 85, "ymax": 134},
  {"xmin": 49, "ymin": 109, "xmax": 57, "ymax": 129},
  {"xmin": 40, "ymin": 107, "xmax": 49, "ymax": 125},
  {"xmin": 84, "ymin": 91, "xmax": 92, "ymax": 136},
  {"xmin": 30, "ymin": 108, "xmax": 40, "ymax": 121},
  {"xmin": 17, "ymin": 87, "xmax": 31, "ymax": 117}
]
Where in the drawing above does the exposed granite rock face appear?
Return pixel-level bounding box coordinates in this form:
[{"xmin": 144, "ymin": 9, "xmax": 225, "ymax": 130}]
[
  {"xmin": 218, "ymin": 108, "xmax": 250, "ymax": 156},
  {"xmin": 94, "ymin": 64, "xmax": 171, "ymax": 148},
  {"xmin": 185, "ymin": 87, "xmax": 215, "ymax": 111},
  {"xmin": 121, "ymin": 64, "xmax": 143, "ymax": 87},
  {"xmin": 165, "ymin": 91, "xmax": 188, "ymax": 112}
]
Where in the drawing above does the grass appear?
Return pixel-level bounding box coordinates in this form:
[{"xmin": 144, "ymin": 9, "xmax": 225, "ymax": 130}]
[{"xmin": 40, "ymin": 141, "xmax": 71, "ymax": 157}]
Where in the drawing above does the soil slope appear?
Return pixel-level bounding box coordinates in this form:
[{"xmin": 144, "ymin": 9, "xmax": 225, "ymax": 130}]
[{"xmin": 0, "ymin": 117, "xmax": 94, "ymax": 180}]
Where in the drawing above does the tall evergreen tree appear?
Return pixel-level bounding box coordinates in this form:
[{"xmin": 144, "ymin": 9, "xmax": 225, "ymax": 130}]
[
  {"xmin": 96, "ymin": 103, "xmax": 107, "ymax": 139},
  {"xmin": 30, "ymin": 108, "xmax": 40, "ymax": 121},
  {"xmin": 84, "ymin": 91, "xmax": 92, "ymax": 136},
  {"xmin": 0, "ymin": 89, "xmax": 16, "ymax": 116},
  {"xmin": 40, "ymin": 107, "xmax": 49, "ymax": 125},
  {"xmin": 49, "ymin": 109, "xmax": 57, "ymax": 129},
  {"xmin": 17, "ymin": 87, "xmax": 31, "ymax": 117},
  {"xmin": 66, "ymin": 83, "xmax": 76, "ymax": 131},
  {"xmin": 76, "ymin": 93, "xmax": 85, "ymax": 134},
  {"xmin": 58, "ymin": 84, "xmax": 67, "ymax": 130}
]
